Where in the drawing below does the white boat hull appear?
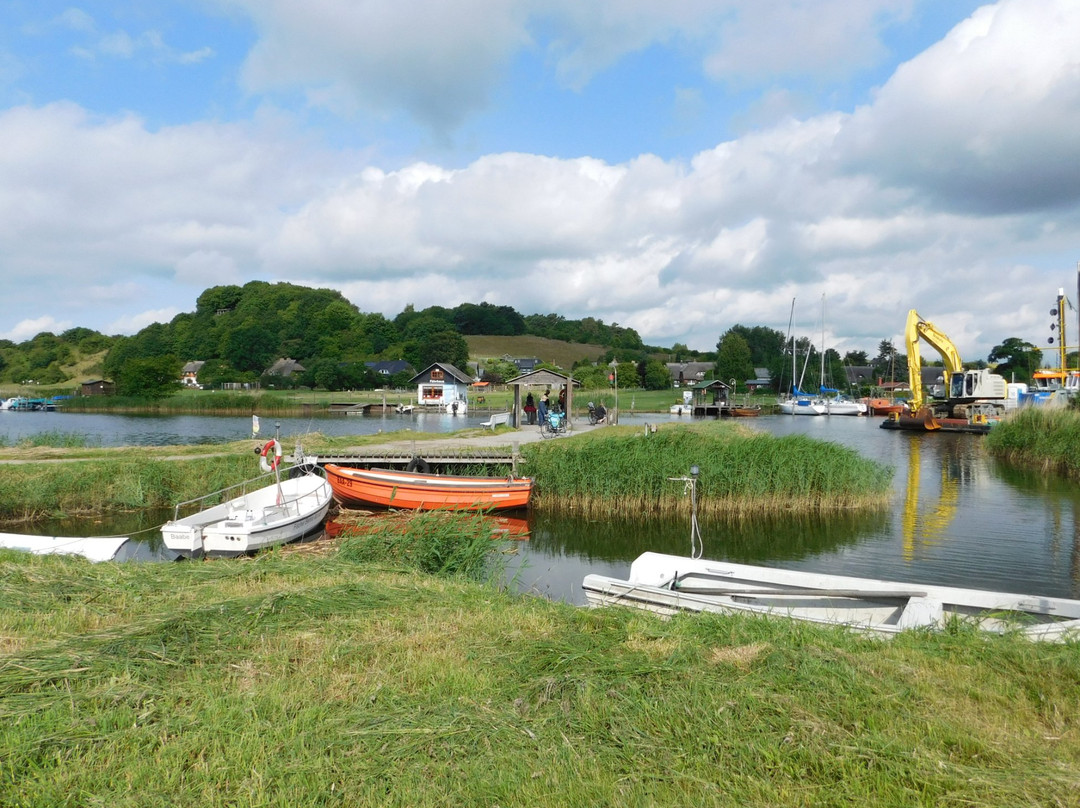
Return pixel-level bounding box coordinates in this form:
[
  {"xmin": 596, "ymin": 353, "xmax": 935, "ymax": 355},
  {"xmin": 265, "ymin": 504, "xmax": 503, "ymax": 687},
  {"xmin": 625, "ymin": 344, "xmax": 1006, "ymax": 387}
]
[
  {"xmin": 0, "ymin": 533, "xmax": 129, "ymax": 562},
  {"xmin": 824, "ymin": 398, "xmax": 867, "ymax": 416},
  {"xmin": 162, "ymin": 474, "xmax": 333, "ymax": 558},
  {"xmin": 582, "ymin": 552, "xmax": 1080, "ymax": 642},
  {"xmin": 778, "ymin": 398, "xmax": 826, "ymax": 415}
]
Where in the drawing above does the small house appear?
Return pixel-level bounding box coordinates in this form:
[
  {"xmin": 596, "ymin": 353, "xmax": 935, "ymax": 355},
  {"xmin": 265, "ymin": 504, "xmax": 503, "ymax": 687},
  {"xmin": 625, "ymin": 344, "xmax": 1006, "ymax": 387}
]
[
  {"xmin": 181, "ymin": 360, "xmax": 205, "ymax": 387},
  {"xmin": 264, "ymin": 358, "xmax": 306, "ymax": 377},
  {"xmin": 667, "ymin": 362, "xmax": 714, "ymax": 388},
  {"xmin": 81, "ymin": 379, "xmax": 115, "ymax": 396},
  {"xmin": 410, "ymin": 362, "xmax": 474, "ymax": 409},
  {"xmin": 365, "ymin": 359, "xmax": 413, "ymax": 378}
]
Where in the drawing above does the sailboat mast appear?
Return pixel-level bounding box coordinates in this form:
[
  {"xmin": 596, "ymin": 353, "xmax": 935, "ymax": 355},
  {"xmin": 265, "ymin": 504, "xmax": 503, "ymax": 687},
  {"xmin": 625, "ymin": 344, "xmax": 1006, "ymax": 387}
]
[{"xmin": 820, "ymin": 293, "xmax": 826, "ymax": 391}]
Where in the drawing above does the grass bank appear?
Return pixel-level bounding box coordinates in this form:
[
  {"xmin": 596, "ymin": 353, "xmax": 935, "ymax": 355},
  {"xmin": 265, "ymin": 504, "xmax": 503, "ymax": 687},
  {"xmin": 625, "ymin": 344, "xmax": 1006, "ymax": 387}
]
[
  {"xmin": 1, "ymin": 542, "xmax": 1077, "ymax": 807},
  {"xmin": 522, "ymin": 422, "xmax": 893, "ymax": 515},
  {"xmin": 985, "ymin": 407, "xmax": 1080, "ymax": 477}
]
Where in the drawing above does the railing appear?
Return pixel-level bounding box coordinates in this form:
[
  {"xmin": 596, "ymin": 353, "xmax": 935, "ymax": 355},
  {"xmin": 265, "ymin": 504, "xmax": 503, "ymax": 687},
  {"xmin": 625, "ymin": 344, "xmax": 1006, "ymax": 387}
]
[{"xmin": 171, "ymin": 471, "xmax": 278, "ymax": 521}]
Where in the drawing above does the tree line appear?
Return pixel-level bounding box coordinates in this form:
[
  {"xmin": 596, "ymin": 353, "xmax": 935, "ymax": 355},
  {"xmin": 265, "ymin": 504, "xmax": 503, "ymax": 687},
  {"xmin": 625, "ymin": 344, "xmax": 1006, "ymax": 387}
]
[{"xmin": 0, "ymin": 280, "xmax": 1053, "ymax": 398}]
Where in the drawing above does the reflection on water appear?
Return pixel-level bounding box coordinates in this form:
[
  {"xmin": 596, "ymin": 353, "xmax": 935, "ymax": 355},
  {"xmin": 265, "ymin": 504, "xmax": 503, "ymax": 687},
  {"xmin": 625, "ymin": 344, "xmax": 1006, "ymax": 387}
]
[{"xmin": 6, "ymin": 412, "xmax": 1080, "ymax": 604}]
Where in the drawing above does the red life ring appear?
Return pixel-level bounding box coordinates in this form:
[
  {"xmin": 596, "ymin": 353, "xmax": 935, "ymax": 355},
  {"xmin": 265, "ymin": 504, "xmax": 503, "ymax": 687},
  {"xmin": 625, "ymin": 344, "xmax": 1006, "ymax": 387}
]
[{"xmin": 259, "ymin": 439, "xmax": 282, "ymax": 473}]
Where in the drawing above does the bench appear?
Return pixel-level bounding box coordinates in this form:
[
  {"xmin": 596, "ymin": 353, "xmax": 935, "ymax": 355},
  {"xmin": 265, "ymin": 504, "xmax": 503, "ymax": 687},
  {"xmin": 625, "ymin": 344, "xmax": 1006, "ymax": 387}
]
[{"xmin": 480, "ymin": 412, "xmax": 511, "ymax": 430}]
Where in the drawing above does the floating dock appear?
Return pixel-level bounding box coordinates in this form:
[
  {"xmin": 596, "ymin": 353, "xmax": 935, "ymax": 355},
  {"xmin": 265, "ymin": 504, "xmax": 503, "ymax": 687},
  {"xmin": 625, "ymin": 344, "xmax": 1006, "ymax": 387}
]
[{"xmin": 879, "ymin": 414, "xmax": 992, "ymax": 435}]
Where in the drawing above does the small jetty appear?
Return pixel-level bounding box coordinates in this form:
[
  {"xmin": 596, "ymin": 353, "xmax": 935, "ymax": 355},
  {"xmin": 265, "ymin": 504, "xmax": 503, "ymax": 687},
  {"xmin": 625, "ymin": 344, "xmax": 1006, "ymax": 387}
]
[{"xmin": 292, "ymin": 447, "xmax": 523, "ymax": 475}]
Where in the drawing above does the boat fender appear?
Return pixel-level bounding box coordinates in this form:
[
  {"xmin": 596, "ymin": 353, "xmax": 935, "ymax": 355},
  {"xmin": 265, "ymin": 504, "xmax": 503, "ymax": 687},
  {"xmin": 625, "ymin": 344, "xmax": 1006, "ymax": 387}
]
[
  {"xmin": 405, "ymin": 455, "xmax": 430, "ymax": 474},
  {"xmin": 259, "ymin": 439, "xmax": 282, "ymax": 473}
]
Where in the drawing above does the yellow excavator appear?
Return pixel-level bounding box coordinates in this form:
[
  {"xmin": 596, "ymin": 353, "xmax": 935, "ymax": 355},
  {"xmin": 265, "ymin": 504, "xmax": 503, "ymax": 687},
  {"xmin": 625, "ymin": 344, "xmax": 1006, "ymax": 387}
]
[{"xmin": 905, "ymin": 309, "xmax": 1007, "ymax": 425}]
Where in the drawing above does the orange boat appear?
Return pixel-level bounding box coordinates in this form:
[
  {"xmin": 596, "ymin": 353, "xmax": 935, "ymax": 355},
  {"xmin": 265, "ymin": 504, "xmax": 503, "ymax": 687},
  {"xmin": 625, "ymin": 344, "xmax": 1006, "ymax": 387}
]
[
  {"xmin": 324, "ymin": 465, "xmax": 533, "ymax": 511},
  {"xmin": 864, "ymin": 397, "xmax": 904, "ymax": 416}
]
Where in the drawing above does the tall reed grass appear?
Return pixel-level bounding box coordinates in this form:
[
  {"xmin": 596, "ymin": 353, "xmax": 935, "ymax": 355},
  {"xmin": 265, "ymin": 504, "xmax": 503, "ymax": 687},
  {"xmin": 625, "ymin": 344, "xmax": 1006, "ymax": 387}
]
[
  {"xmin": 985, "ymin": 407, "xmax": 1080, "ymax": 476},
  {"xmin": 338, "ymin": 510, "xmax": 505, "ymax": 581},
  {"xmin": 62, "ymin": 392, "xmax": 308, "ymax": 415},
  {"xmin": 0, "ymin": 430, "xmax": 99, "ymax": 449},
  {"xmin": 521, "ymin": 423, "xmax": 892, "ymax": 515},
  {"xmin": 0, "ymin": 454, "xmax": 257, "ymax": 521}
]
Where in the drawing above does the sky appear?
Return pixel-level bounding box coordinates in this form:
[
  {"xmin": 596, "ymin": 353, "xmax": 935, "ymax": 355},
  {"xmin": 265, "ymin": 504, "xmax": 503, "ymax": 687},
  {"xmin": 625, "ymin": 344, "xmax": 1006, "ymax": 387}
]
[{"xmin": 2, "ymin": 0, "xmax": 1080, "ymax": 363}]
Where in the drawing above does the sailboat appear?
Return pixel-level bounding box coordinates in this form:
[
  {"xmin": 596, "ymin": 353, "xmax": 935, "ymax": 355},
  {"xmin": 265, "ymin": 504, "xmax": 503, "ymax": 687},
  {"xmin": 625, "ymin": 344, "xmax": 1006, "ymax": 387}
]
[
  {"xmin": 817, "ymin": 295, "xmax": 866, "ymax": 416},
  {"xmin": 777, "ymin": 299, "xmax": 825, "ymax": 415}
]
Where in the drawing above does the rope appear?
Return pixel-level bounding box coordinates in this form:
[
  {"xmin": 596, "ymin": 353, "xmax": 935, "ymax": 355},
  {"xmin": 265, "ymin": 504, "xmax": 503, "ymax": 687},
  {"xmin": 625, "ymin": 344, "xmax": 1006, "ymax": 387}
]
[{"xmin": 669, "ymin": 473, "xmax": 704, "ymax": 559}]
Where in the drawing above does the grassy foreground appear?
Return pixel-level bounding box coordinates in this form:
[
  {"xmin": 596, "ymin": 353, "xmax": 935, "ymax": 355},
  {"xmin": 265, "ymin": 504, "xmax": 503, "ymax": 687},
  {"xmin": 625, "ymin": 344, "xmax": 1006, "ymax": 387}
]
[{"xmin": 2, "ymin": 539, "xmax": 1079, "ymax": 807}]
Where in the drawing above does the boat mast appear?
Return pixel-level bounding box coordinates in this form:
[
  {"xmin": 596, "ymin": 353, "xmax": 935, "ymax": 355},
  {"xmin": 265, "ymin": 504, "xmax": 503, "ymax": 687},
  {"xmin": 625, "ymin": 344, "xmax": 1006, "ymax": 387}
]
[{"xmin": 820, "ymin": 293, "xmax": 826, "ymax": 392}]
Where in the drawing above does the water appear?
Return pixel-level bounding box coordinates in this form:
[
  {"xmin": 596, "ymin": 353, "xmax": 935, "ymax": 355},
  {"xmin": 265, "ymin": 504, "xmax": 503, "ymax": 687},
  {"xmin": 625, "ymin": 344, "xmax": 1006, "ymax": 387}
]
[
  {"xmin": 0, "ymin": 408, "xmax": 489, "ymax": 447},
  {"xmin": 6, "ymin": 410, "xmax": 1080, "ymax": 605},
  {"xmin": 505, "ymin": 414, "xmax": 1080, "ymax": 604}
]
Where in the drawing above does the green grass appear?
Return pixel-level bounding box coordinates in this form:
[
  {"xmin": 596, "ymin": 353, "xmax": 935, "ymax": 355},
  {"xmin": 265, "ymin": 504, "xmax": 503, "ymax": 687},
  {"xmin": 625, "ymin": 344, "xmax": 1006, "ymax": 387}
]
[
  {"xmin": 522, "ymin": 421, "xmax": 893, "ymax": 515},
  {"xmin": 1, "ymin": 550, "xmax": 1078, "ymax": 806},
  {"xmin": 985, "ymin": 407, "xmax": 1080, "ymax": 476}
]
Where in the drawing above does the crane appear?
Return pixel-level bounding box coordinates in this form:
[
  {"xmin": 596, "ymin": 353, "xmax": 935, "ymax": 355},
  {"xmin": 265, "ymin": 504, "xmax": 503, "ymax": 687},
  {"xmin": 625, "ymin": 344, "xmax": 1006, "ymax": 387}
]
[{"xmin": 904, "ymin": 310, "xmax": 1006, "ymax": 422}]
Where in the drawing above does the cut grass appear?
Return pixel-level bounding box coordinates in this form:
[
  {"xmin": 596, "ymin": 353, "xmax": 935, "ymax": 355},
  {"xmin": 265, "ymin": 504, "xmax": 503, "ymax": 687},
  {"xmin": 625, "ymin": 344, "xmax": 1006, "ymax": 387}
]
[{"xmin": 1, "ymin": 550, "xmax": 1078, "ymax": 806}]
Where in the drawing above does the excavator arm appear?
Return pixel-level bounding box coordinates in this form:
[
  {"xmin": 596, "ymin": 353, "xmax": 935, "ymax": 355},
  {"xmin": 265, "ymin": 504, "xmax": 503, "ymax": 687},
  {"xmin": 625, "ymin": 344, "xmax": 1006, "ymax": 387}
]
[{"xmin": 905, "ymin": 310, "xmax": 963, "ymax": 413}]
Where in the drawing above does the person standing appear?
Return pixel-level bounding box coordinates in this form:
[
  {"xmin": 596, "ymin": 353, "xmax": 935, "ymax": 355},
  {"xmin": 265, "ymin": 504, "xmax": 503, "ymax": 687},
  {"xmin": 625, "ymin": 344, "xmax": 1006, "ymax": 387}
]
[
  {"xmin": 524, "ymin": 392, "xmax": 537, "ymax": 425},
  {"xmin": 538, "ymin": 389, "xmax": 550, "ymax": 426},
  {"xmin": 558, "ymin": 386, "xmax": 567, "ymax": 415}
]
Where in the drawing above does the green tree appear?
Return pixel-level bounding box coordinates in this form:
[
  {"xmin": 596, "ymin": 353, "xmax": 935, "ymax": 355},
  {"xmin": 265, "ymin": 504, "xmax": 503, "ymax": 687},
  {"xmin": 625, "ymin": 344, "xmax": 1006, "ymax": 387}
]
[
  {"xmin": 988, "ymin": 337, "xmax": 1042, "ymax": 382},
  {"xmin": 404, "ymin": 330, "xmax": 469, "ymax": 371},
  {"xmin": 641, "ymin": 359, "xmax": 672, "ymax": 390},
  {"xmin": 223, "ymin": 321, "xmax": 279, "ymax": 374},
  {"xmin": 114, "ymin": 356, "xmax": 181, "ymax": 399},
  {"xmin": 715, "ymin": 331, "xmax": 755, "ymax": 387}
]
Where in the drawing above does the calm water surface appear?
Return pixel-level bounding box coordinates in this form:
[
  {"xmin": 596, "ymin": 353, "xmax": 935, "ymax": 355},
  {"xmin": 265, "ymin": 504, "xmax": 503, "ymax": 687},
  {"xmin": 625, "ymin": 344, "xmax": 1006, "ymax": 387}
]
[{"xmin": 7, "ymin": 410, "xmax": 1080, "ymax": 604}]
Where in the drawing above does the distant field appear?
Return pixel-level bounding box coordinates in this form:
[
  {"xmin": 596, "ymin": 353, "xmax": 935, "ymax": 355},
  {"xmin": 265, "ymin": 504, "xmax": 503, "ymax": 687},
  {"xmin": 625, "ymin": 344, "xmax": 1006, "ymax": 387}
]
[{"xmin": 466, "ymin": 335, "xmax": 606, "ymax": 368}]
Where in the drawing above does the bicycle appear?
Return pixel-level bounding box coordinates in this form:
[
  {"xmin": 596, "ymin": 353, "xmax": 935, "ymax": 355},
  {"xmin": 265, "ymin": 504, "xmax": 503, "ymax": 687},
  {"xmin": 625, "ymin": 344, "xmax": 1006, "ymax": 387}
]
[
  {"xmin": 540, "ymin": 410, "xmax": 569, "ymax": 439},
  {"xmin": 587, "ymin": 402, "xmax": 607, "ymax": 425}
]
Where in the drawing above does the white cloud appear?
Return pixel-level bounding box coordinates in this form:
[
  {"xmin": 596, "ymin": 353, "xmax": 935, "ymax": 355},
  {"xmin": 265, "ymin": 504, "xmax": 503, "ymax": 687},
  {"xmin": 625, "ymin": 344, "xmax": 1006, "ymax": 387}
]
[
  {"xmin": 2, "ymin": 316, "xmax": 72, "ymax": 342},
  {"xmin": 107, "ymin": 308, "xmax": 182, "ymax": 335},
  {"xmin": 223, "ymin": 0, "xmax": 916, "ymax": 133},
  {"xmin": 4, "ymin": 1, "xmax": 1080, "ymax": 362},
  {"xmin": 839, "ymin": 0, "xmax": 1080, "ymax": 214}
]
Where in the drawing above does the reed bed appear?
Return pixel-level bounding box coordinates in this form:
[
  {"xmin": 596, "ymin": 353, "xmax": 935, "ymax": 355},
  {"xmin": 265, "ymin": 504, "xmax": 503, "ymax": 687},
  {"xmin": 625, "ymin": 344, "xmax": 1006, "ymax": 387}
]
[
  {"xmin": 0, "ymin": 454, "xmax": 256, "ymax": 521},
  {"xmin": 985, "ymin": 406, "xmax": 1080, "ymax": 476},
  {"xmin": 62, "ymin": 392, "xmax": 308, "ymax": 415},
  {"xmin": 0, "ymin": 430, "xmax": 99, "ymax": 449},
  {"xmin": 1, "ymin": 551, "xmax": 1078, "ymax": 806},
  {"xmin": 522, "ymin": 422, "xmax": 893, "ymax": 516},
  {"xmin": 337, "ymin": 510, "xmax": 506, "ymax": 580}
]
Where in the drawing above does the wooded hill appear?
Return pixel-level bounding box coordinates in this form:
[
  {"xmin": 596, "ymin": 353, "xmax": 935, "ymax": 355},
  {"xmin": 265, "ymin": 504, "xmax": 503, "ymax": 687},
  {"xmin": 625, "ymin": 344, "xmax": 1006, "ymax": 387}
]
[{"xmin": 0, "ymin": 281, "xmax": 692, "ymax": 394}]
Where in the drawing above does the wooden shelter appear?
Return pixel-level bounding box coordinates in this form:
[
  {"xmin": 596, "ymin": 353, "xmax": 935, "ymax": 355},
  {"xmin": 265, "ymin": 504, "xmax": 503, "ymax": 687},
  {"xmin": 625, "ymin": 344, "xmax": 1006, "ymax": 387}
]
[{"xmin": 505, "ymin": 369, "xmax": 581, "ymax": 428}]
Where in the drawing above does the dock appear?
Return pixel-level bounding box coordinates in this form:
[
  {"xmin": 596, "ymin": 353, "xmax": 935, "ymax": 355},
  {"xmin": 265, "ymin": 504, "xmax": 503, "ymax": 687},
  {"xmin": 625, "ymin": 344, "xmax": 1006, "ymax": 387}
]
[{"xmin": 291, "ymin": 446, "xmax": 523, "ymax": 475}]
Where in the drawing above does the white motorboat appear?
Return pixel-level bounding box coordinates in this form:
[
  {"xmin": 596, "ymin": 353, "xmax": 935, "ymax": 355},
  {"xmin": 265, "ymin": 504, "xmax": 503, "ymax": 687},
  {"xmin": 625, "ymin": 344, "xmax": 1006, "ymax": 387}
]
[
  {"xmin": 582, "ymin": 552, "xmax": 1080, "ymax": 642},
  {"xmin": 0, "ymin": 532, "xmax": 129, "ymax": 562},
  {"xmin": 162, "ymin": 461, "xmax": 333, "ymax": 558}
]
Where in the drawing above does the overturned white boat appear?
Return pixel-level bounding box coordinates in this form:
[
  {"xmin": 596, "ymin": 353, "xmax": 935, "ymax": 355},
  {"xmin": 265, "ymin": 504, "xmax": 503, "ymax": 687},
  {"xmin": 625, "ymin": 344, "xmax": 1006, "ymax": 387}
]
[
  {"xmin": 582, "ymin": 552, "xmax": 1080, "ymax": 642},
  {"xmin": 0, "ymin": 533, "xmax": 129, "ymax": 562}
]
